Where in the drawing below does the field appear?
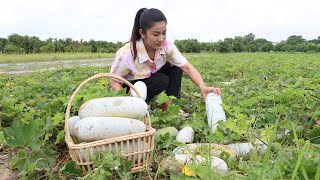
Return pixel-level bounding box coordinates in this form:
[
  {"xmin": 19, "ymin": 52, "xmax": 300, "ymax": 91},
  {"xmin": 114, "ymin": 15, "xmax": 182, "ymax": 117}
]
[
  {"xmin": 0, "ymin": 52, "xmax": 319, "ymax": 179},
  {"xmin": 0, "ymin": 52, "xmax": 114, "ymax": 64}
]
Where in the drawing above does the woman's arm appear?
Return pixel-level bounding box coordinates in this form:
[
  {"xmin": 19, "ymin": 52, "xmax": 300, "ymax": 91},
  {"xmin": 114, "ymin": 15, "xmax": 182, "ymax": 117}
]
[
  {"xmin": 180, "ymin": 62, "xmax": 221, "ymax": 100},
  {"xmin": 110, "ymin": 79, "xmax": 124, "ymax": 91}
]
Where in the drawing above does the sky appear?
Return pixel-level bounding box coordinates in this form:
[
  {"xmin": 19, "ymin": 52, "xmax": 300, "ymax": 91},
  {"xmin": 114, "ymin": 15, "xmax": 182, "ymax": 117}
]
[{"xmin": 1, "ymin": 0, "xmax": 319, "ymax": 43}]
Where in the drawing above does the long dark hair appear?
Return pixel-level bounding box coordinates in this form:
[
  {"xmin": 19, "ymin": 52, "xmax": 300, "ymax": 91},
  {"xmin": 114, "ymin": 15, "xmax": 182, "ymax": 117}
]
[{"xmin": 130, "ymin": 8, "xmax": 167, "ymax": 61}]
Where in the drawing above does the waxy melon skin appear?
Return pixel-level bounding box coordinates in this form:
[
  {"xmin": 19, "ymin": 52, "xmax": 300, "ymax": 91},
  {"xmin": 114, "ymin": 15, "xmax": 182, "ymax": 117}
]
[
  {"xmin": 74, "ymin": 117, "xmax": 147, "ymax": 141},
  {"xmin": 78, "ymin": 97, "xmax": 148, "ymax": 119}
]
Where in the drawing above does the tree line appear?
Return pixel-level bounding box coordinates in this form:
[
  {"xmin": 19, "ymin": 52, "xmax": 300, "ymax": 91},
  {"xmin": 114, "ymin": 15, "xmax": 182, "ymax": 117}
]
[
  {"xmin": 0, "ymin": 34, "xmax": 123, "ymax": 54},
  {"xmin": 175, "ymin": 33, "xmax": 320, "ymax": 53},
  {"xmin": 0, "ymin": 33, "xmax": 320, "ymax": 54}
]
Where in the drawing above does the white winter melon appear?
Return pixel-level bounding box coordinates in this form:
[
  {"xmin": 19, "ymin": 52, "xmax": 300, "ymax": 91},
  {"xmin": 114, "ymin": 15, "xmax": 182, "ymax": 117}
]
[
  {"xmin": 68, "ymin": 116, "xmax": 80, "ymax": 137},
  {"xmin": 78, "ymin": 97, "xmax": 148, "ymax": 119},
  {"xmin": 74, "ymin": 117, "xmax": 147, "ymax": 141},
  {"xmin": 176, "ymin": 126, "xmax": 194, "ymax": 143},
  {"xmin": 130, "ymin": 81, "xmax": 147, "ymax": 101}
]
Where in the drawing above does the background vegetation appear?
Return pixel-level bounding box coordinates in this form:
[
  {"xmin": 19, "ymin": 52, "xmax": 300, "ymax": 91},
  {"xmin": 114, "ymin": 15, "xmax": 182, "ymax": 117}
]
[{"xmin": 1, "ymin": 33, "xmax": 320, "ymax": 54}]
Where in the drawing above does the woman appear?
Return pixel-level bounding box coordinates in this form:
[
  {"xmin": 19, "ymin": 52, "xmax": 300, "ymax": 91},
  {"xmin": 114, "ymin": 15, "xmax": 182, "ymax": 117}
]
[{"xmin": 110, "ymin": 8, "xmax": 221, "ymax": 106}]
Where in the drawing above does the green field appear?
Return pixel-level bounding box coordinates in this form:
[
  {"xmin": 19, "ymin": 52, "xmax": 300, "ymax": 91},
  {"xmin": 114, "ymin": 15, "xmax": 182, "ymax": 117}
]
[
  {"xmin": 0, "ymin": 52, "xmax": 114, "ymax": 64},
  {"xmin": 0, "ymin": 53, "xmax": 319, "ymax": 179}
]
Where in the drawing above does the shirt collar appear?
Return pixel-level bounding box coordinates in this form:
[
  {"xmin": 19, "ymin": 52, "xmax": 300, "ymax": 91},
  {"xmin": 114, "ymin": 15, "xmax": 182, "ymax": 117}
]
[{"xmin": 136, "ymin": 38, "xmax": 166, "ymax": 64}]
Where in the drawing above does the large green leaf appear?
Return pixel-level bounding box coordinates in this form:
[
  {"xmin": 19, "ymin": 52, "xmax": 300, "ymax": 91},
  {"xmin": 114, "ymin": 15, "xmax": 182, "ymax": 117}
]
[
  {"xmin": 3, "ymin": 119, "xmax": 44, "ymax": 149},
  {"xmin": 60, "ymin": 160, "xmax": 83, "ymax": 177}
]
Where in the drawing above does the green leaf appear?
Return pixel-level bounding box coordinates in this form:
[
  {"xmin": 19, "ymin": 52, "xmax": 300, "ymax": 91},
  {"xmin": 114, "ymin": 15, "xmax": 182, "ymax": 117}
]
[
  {"xmin": 10, "ymin": 148, "xmax": 55, "ymax": 175},
  {"xmin": 3, "ymin": 119, "xmax": 44, "ymax": 149},
  {"xmin": 155, "ymin": 92, "xmax": 171, "ymax": 104},
  {"xmin": 55, "ymin": 129, "xmax": 65, "ymax": 144},
  {"xmin": 113, "ymin": 160, "xmax": 121, "ymax": 166},
  {"xmin": 60, "ymin": 160, "xmax": 83, "ymax": 177},
  {"xmin": 52, "ymin": 112, "xmax": 64, "ymax": 126},
  {"xmin": 10, "ymin": 149, "xmax": 29, "ymax": 173}
]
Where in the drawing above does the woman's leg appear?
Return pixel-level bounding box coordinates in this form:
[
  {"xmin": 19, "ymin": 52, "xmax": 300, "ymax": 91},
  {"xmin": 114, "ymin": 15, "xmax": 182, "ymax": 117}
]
[
  {"xmin": 157, "ymin": 62, "xmax": 183, "ymax": 98},
  {"xmin": 122, "ymin": 62, "xmax": 182, "ymax": 102}
]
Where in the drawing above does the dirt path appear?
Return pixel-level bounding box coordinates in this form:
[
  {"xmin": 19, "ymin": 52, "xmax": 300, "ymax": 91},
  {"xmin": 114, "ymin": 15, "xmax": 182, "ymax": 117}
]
[{"xmin": 0, "ymin": 58, "xmax": 114, "ymax": 74}]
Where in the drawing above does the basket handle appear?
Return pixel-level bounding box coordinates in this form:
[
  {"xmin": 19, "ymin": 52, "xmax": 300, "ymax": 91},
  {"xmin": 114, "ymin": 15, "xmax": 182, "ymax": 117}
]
[{"xmin": 64, "ymin": 73, "xmax": 151, "ymax": 143}]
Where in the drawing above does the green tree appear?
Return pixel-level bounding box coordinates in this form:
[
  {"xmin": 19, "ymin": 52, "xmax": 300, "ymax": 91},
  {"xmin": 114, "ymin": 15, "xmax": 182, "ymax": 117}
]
[
  {"xmin": 64, "ymin": 45, "xmax": 76, "ymax": 52},
  {"xmin": 246, "ymin": 42, "xmax": 258, "ymax": 52},
  {"xmin": 0, "ymin": 38, "xmax": 8, "ymax": 52},
  {"xmin": 3, "ymin": 44, "xmax": 25, "ymax": 54},
  {"xmin": 286, "ymin": 35, "xmax": 306, "ymax": 45},
  {"xmin": 253, "ymin": 38, "xmax": 270, "ymax": 51},
  {"xmin": 233, "ymin": 36, "xmax": 246, "ymax": 52},
  {"xmin": 77, "ymin": 45, "xmax": 92, "ymax": 52},
  {"xmin": 89, "ymin": 40, "xmax": 97, "ymax": 53},
  {"xmin": 174, "ymin": 39, "xmax": 201, "ymax": 53},
  {"xmin": 200, "ymin": 42, "xmax": 217, "ymax": 52},
  {"xmin": 40, "ymin": 44, "xmax": 55, "ymax": 53},
  {"xmin": 306, "ymin": 43, "xmax": 318, "ymax": 52},
  {"xmin": 274, "ymin": 41, "xmax": 287, "ymax": 52},
  {"xmin": 217, "ymin": 40, "xmax": 232, "ymax": 53},
  {"xmin": 28, "ymin": 36, "xmax": 42, "ymax": 53},
  {"xmin": 220, "ymin": 38, "xmax": 233, "ymax": 52},
  {"xmin": 7, "ymin": 34, "xmax": 25, "ymax": 47},
  {"xmin": 53, "ymin": 39, "xmax": 65, "ymax": 52},
  {"xmin": 243, "ymin": 33, "xmax": 255, "ymax": 44},
  {"xmin": 261, "ymin": 42, "xmax": 274, "ymax": 52}
]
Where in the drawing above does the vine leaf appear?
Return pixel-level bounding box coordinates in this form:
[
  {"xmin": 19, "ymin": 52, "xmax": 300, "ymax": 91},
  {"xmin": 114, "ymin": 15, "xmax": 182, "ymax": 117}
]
[{"xmin": 3, "ymin": 119, "xmax": 44, "ymax": 149}]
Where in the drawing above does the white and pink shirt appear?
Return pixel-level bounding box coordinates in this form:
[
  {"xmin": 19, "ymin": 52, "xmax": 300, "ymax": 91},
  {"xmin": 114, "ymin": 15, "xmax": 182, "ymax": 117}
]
[{"xmin": 110, "ymin": 38, "xmax": 188, "ymax": 81}]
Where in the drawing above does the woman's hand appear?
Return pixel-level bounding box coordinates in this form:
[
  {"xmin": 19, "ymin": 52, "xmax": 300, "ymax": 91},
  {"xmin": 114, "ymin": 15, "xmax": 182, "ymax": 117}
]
[
  {"xmin": 180, "ymin": 63, "xmax": 221, "ymax": 100},
  {"xmin": 200, "ymin": 86, "xmax": 221, "ymax": 101}
]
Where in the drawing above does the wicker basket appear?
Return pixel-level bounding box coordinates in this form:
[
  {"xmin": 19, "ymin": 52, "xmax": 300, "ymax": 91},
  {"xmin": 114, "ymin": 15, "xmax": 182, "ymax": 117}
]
[{"xmin": 64, "ymin": 73, "xmax": 156, "ymax": 173}]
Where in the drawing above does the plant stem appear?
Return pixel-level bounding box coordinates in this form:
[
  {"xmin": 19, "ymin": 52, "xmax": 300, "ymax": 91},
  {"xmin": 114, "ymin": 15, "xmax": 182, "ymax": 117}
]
[{"xmin": 290, "ymin": 140, "xmax": 310, "ymax": 180}]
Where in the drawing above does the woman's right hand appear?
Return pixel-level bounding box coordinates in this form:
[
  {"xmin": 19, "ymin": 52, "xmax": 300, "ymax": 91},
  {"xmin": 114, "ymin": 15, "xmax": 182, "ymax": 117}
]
[{"xmin": 200, "ymin": 86, "xmax": 221, "ymax": 101}]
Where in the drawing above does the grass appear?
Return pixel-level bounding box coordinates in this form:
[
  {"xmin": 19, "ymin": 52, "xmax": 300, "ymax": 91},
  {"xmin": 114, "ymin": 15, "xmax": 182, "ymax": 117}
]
[{"xmin": 0, "ymin": 52, "xmax": 115, "ymax": 64}]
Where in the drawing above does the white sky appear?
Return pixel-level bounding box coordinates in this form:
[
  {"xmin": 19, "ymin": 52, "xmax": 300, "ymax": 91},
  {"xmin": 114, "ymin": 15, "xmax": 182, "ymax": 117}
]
[{"xmin": 1, "ymin": 0, "xmax": 319, "ymax": 43}]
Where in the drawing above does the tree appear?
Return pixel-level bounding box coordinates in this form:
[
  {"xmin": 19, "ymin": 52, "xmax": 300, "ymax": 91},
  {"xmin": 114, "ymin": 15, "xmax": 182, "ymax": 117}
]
[
  {"xmin": 246, "ymin": 43, "xmax": 258, "ymax": 52},
  {"xmin": 7, "ymin": 34, "xmax": 25, "ymax": 47},
  {"xmin": 217, "ymin": 40, "xmax": 232, "ymax": 53},
  {"xmin": 253, "ymin": 38, "xmax": 270, "ymax": 51},
  {"xmin": 0, "ymin": 38, "xmax": 8, "ymax": 52},
  {"xmin": 200, "ymin": 42, "xmax": 217, "ymax": 52},
  {"xmin": 89, "ymin": 40, "xmax": 97, "ymax": 53},
  {"xmin": 40, "ymin": 44, "xmax": 55, "ymax": 53},
  {"xmin": 286, "ymin": 35, "xmax": 306, "ymax": 45},
  {"xmin": 53, "ymin": 39, "xmax": 65, "ymax": 52},
  {"xmin": 77, "ymin": 45, "xmax": 92, "ymax": 52},
  {"xmin": 261, "ymin": 42, "xmax": 274, "ymax": 52},
  {"xmin": 306, "ymin": 43, "xmax": 318, "ymax": 52},
  {"xmin": 64, "ymin": 45, "xmax": 76, "ymax": 52},
  {"xmin": 28, "ymin": 36, "xmax": 42, "ymax": 53},
  {"xmin": 174, "ymin": 39, "xmax": 201, "ymax": 53},
  {"xmin": 274, "ymin": 41, "xmax": 287, "ymax": 52},
  {"xmin": 233, "ymin": 36, "xmax": 246, "ymax": 52},
  {"xmin": 3, "ymin": 44, "xmax": 24, "ymax": 54},
  {"xmin": 244, "ymin": 33, "xmax": 255, "ymax": 44}
]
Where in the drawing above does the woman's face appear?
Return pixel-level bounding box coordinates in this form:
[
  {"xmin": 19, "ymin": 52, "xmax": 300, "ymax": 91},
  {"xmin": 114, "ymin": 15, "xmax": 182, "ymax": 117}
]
[{"xmin": 140, "ymin": 21, "xmax": 167, "ymax": 51}]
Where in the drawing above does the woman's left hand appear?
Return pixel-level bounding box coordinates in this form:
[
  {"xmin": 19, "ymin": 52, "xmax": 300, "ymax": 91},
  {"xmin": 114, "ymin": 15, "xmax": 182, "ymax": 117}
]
[{"xmin": 201, "ymin": 86, "xmax": 221, "ymax": 101}]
